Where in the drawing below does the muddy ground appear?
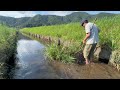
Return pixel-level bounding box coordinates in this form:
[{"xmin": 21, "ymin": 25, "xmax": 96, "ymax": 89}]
[{"xmin": 49, "ymin": 60, "xmax": 120, "ymax": 79}]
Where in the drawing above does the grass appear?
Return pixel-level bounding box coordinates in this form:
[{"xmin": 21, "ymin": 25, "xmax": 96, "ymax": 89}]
[
  {"xmin": 0, "ymin": 24, "xmax": 17, "ymax": 78},
  {"xmin": 21, "ymin": 15, "xmax": 120, "ymax": 63},
  {"xmin": 45, "ymin": 42, "xmax": 81, "ymax": 63},
  {"xmin": 0, "ymin": 24, "xmax": 17, "ymax": 57},
  {"xmin": 21, "ymin": 23, "xmax": 84, "ymax": 43}
]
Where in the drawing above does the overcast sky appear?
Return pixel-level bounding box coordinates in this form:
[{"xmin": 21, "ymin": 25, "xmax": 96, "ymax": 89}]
[{"xmin": 0, "ymin": 11, "xmax": 120, "ymax": 18}]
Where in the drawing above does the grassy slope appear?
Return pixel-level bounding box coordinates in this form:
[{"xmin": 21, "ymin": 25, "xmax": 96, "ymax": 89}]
[
  {"xmin": 0, "ymin": 25, "xmax": 16, "ymax": 57},
  {"xmin": 0, "ymin": 24, "xmax": 17, "ymax": 78},
  {"xmin": 21, "ymin": 15, "xmax": 120, "ymax": 63}
]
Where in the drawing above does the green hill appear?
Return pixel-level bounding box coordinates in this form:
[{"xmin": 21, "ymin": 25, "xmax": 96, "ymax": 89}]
[{"xmin": 0, "ymin": 12, "xmax": 116, "ymax": 28}]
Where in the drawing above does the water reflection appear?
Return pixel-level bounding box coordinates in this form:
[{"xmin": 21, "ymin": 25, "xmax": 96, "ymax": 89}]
[
  {"xmin": 2, "ymin": 55, "xmax": 16, "ymax": 79},
  {"xmin": 13, "ymin": 39, "xmax": 60, "ymax": 79},
  {"xmin": 2, "ymin": 33, "xmax": 60, "ymax": 79}
]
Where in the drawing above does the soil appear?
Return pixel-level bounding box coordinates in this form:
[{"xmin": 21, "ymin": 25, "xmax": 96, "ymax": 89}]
[{"xmin": 49, "ymin": 60, "xmax": 120, "ymax": 79}]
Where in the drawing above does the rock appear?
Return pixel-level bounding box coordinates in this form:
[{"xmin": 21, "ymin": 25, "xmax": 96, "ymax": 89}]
[
  {"xmin": 117, "ymin": 64, "xmax": 120, "ymax": 71},
  {"xmin": 94, "ymin": 44, "xmax": 112, "ymax": 63},
  {"xmin": 109, "ymin": 50, "xmax": 120, "ymax": 71},
  {"xmin": 75, "ymin": 51, "xmax": 85, "ymax": 64}
]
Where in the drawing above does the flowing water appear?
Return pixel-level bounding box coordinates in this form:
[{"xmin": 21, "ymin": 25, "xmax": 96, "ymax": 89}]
[{"xmin": 3, "ymin": 33, "xmax": 61, "ymax": 79}]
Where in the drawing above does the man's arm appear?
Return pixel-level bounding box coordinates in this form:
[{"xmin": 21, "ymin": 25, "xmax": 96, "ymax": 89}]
[{"xmin": 83, "ymin": 32, "xmax": 90, "ymax": 44}]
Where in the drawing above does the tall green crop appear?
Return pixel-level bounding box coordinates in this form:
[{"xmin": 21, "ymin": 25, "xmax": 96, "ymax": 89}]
[{"xmin": 21, "ymin": 15, "xmax": 120, "ymax": 63}]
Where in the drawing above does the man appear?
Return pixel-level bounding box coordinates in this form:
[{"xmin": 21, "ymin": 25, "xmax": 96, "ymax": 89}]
[{"xmin": 81, "ymin": 19, "xmax": 100, "ymax": 64}]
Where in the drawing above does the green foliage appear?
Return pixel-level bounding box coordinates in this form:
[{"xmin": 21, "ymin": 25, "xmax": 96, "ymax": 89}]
[
  {"xmin": 0, "ymin": 24, "xmax": 16, "ymax": 60},
  {"xmin": 21, "ymin": 15, "xmax": 120, "ymax": 63},
  {"xmin": 96, "ymin": 16, "xmax": 120, "ymax": 50},
  {"xmin": 45, "ymin": 43, "xmax": 76, "ymax": 63},
  {"xmin": 0, "ymin": 24, "xmax": 17, "ymax": 78},
  {"xmin": 21, "ymin": 22, "xmax": 85, "ymax": 42}
]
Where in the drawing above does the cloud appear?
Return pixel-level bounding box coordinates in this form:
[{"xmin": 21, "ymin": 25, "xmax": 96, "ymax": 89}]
[
  {"xmin": 0, "ymin": 11, "xmax": 78, "ymax": 18},
  {"xmin": 17, "ymin": 11, "xmax": 28, "ymax": 14},
  {"xmin": 0, "ymin": 11, "xmax": 119, "ymax": 18},
  {"xmin": 44, "ymin": 11, "xmax": 79, "ymax": 16},
  {"xmin": 0, "ymin": 11, "xmax": 36, "ymax": 18}
]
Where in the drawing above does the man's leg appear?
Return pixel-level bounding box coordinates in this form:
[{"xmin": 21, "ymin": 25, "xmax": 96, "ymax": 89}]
[
  {"xmin": 89, "ymin": 43, "xmax": 97, "ymax": 63},
  {"xmin": 85, "ymin": 59, "xmax": 89, "ymax": 64},
  {"xmin": 83, "ymin": 44, "xmax": 91, "ymax": 64}
]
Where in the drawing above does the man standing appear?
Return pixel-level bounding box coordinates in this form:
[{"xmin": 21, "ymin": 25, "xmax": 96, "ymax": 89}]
[{"xmin": 81, "ymin": 19, "xmax": 100, "ymax": 64}]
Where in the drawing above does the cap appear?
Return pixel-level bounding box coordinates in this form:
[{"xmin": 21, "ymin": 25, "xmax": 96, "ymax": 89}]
[{"xmin": 80, "ymin": 19, "xmax": 88, "ymax": 26}]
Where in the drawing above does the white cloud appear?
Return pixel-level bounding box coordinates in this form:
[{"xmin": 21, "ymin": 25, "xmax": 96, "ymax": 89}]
[
  {"xmin": 0, "ymin": 11, "xmax": 119, "ymax": 18},
  {"xmin": 0, "ymin": 11, "xmax": 95, "ymax": 18},
  {"xmin": 0, "ymin": 11, "xmax": 78, "ymax": 18},
  {"xmin": 0, "ymin": 11, "xmax": 36, "ymax": 18},
  {"xmin": 44, "ymin": 11, "xmax": 79, "ymax": 16}
]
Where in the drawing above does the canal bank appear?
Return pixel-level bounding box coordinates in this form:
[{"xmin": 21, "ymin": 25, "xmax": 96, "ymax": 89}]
[{"xmin": 0, "ymin": 31, "xmax": 17, "ymax": 79}]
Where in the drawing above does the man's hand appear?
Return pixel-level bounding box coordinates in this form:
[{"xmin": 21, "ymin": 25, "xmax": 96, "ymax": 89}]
[{"xmin": 83, "ymin": 32, "xmax": 90, "ymax": 44}]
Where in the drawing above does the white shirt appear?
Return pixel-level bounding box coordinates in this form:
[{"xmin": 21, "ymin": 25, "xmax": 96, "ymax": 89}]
[{"xmin": 85, "ymin": 22, "xmax": 100, "ymax": 44}]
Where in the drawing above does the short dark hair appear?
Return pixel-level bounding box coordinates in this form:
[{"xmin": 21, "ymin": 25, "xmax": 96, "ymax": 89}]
[
  {"xmin": 84, "ymin": 20, "xmax": 88, "ymax": 23},
  {"xmin": 81, "ymin": 19, "xmax": 88, "ymax": 26}
]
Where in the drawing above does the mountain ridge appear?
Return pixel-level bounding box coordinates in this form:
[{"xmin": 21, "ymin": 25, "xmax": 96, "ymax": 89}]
[{"xmin": 0, "ymin": 12, "xmax": 116, "ymax": 28}]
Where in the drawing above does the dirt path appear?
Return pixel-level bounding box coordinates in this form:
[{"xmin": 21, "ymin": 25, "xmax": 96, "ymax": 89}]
[{"xmin": 49, "ymin": 61, "xmax": 120, "ymax": 79}]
